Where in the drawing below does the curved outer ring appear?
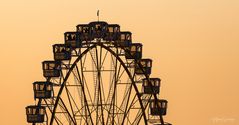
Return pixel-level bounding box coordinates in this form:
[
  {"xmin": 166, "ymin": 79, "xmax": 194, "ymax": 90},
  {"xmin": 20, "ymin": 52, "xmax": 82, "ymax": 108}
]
[{"xmin": 38, "ymin": 42, "xmax": 163, "ymax": 125}]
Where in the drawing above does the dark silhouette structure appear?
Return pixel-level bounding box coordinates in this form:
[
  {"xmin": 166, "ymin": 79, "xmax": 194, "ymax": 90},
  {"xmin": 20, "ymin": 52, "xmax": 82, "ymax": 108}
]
[
  {"xmin": 26, "ymin": 21, "xmax": 171, "ymax": 125},
  {"xmin": 142, "ymin": 78, "xmax": 161, "ymax": 94},
  {"xmin": 125, "ymin": 43, "xmax": 142, "ymax": 60},
  {"xmin": 53, "ymin": 44, "xmax": 72, "ymax": 61},
  {"xmin": 26, "ymin": 106, "xmax": 45, "ymax": 123},
  {"xmin": 105, "ymin": 24, "xmax": 120, "ymax": 41},
  {"xmin": 33, "ymin": 81, "xmax": 53, "ymax": 99},
  {"xmin": 64, "ymin": 32, "xmax": 81, "ymax": 48},
  {"xmin": 135, "ymin": 59, "xmax": 152, "ymax": 75},
  {"xmin": 42, "ymin": 61, "xmax": 61, "ymax": 78}
]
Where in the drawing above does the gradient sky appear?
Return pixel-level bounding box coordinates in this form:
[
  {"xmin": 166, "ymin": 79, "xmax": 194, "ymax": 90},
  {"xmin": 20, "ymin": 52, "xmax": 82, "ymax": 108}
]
[{"xmin": 0, "ymin": 0, "xmax": 239, "ymax": 124}]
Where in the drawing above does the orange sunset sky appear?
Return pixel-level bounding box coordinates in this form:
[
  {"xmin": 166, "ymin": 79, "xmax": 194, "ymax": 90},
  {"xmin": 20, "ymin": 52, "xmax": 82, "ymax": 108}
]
[{"xmin": 0, "ymin": 0, "xmax": 239, "ymax": 125}]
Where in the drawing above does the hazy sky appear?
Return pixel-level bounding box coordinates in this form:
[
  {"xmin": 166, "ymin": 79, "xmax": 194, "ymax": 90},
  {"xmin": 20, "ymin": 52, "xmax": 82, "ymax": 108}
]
[{"xmin": 0, "ymin": 0, "xmax": 239, "ymax": 124}]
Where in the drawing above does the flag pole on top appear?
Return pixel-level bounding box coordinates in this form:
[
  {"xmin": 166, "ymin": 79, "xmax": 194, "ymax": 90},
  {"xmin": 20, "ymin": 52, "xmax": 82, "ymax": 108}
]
[{"xmin": 97, "ymin": 10, "xmax": 99, "ymax": 22}]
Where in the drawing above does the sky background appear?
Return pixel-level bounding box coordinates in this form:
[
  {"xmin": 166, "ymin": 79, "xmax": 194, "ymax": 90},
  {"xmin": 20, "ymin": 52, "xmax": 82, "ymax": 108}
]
[{"xmin": 0, "ymin": 0, "xmax": 239, "ymax": 124}]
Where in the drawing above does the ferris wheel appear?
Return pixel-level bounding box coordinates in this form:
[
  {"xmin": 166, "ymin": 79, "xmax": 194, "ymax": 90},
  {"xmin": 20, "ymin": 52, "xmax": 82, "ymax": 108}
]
[{"xmin": 25, "ymin": 21, "xmax": 171, "ymax": 125}]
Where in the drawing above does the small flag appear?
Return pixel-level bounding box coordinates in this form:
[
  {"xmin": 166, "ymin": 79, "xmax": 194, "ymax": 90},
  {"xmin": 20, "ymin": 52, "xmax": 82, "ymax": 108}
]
[{"xmin": 97, "ymin": 10, "xmax": 99, "ymax": 17}]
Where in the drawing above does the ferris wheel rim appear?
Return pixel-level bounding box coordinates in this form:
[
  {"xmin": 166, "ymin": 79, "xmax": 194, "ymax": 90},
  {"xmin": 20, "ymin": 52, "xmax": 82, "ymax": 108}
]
[{"xmin": 42, "ymin": 42, "xmax": 158, "ymax": 125}]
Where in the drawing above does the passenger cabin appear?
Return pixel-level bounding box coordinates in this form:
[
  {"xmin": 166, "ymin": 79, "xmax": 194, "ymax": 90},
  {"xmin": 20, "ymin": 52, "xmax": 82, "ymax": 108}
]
[
  {"xmin": 89, "ymin": 21, "xmax": 108, "ymax": 39},
  {"xmin": 125, "ymin": 43, "xmax": 142, "ymax": 60},
  {"xmin": 150, "ymin": 99, "xmax": 168, "ymax": 116},
  {"xmin": 64, "ymin": 32, "xmax": 81, "ymax": 48},
  {"xmin": 135, "ymin": 59, "xmax": 152, "ymax": 75},
  {"xmin": 33, "ymin": 81, "xmax": 53, "ymax": 99},
  {"xmin": 42, "ymin": 61, "xmax": 61, "ymax": 78},
  {"xmin": 53, "ymin": 44, "xmax": 71, "ymax": 61},
  {"xmin": 104, "ymin": 24, "xmax": 120, "ymax": 41},
  {"xmin": 115, "ymin": 32, "xmax": 132, "ymax": 47},
  {"xmin": 142, "ymin": 78, "xmax": 160, "ymax": 94},
  {"xmin": 26, "ymin": 105, "xmax": 45, "ymax": 123},
  {"xmin": 76, "ymin": 24, "xmax": 92, "ymax": 41}
]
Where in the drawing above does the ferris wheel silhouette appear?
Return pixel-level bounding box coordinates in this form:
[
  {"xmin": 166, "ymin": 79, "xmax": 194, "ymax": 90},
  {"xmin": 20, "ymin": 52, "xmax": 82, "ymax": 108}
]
[{"xmin": 25, "ymin": 20, "xmax": 171, "ymax": 125}]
